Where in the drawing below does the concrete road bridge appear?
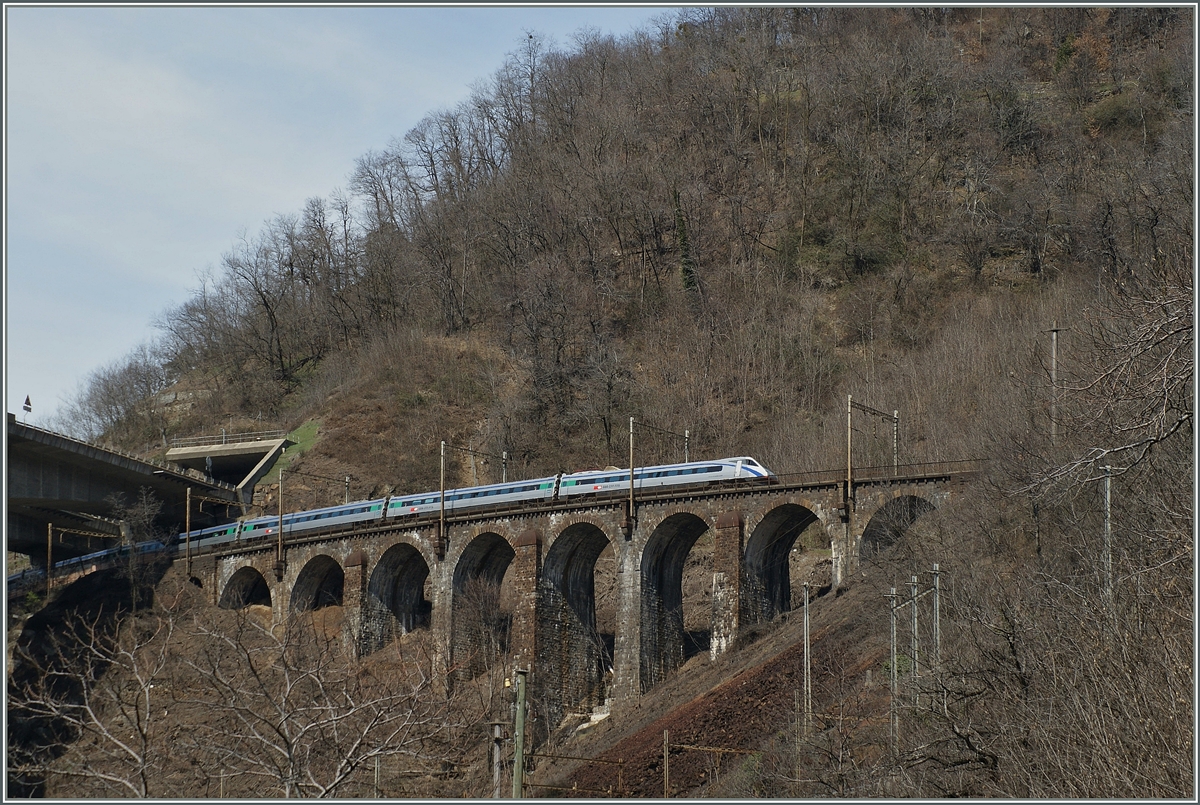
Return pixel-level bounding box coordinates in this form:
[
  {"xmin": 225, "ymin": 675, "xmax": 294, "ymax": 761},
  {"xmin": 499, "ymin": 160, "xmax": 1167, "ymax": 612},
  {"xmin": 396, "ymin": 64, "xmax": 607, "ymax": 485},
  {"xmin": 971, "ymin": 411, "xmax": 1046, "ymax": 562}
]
[
  {"xmin": 7, "ymin": 414, "xmax": 240, "ymax": 563},
  {"xmin": 187, "ymin": 459, "xmax": 980, "ymax": 725}
]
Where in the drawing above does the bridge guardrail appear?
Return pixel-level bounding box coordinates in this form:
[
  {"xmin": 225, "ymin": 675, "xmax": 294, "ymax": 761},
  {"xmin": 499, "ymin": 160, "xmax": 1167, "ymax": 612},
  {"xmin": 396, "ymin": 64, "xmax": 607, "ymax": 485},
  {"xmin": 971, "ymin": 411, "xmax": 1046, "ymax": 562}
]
[
  {"xmin": 170, "ymin": 430, "xmax": 287, "ymax": 448},
  {"xmin": 772, "ymin": 469, "xmax": 844, "ymax": 486},
  {"xmin": 852, "ymin": 458, "xmax": 986, "ymax": 481},
  {"xmin": 11, "ymin": 418, "xmax": 238, "ymax": 490},
  {"xmin": 772, "ymin": 459, "xmax": 984, "ymax": 487}
]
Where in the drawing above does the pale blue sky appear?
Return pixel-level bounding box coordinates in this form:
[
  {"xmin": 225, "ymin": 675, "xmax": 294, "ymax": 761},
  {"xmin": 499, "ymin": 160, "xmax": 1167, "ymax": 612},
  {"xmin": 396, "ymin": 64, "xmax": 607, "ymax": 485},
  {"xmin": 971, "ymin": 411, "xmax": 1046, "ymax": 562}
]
[{"xmin": 4, "ymin": 4, "xmax": 675, "ymax": 425}]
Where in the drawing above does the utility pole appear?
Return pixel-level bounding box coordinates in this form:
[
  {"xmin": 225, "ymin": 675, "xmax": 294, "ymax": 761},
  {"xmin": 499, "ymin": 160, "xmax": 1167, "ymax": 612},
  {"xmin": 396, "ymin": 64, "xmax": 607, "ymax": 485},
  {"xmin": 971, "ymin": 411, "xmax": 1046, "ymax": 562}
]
[
  {"xmin": 627, "ymin": 417, "xmax": 636, "ymax": 539},
  {"xmin": 274, "ymin": 449, "xmax": 286, "ymax": 581},
  {"xmin": 490, "ymin": 722, "xmax": 505, "ymax": 798},
  {"xmin": 933, "ymin": 563, "xmax": 945, "ymax": 715},
  {"xmin": 932, "ymin": 564, "xmax": 941, "ymax": 669},
  {"xmin": 275, "ymin": 467, "xmax": 285, "ymax": 581},
  {"xmin": 846, "ymin": 395, "xmax": 853, "ymax": 508},
  {"xmin": 512, "ymin": 669, "xmax": 528, "ymax": 799},
  {"xmin": 1103, "ymin": 465, "xmax": 1114, "ymax": 623},
  {"xmin": 1049, "ymin": 321, "xmax": 1064, "ymax": 446},
  {"xmin": 46, "ymin": 523, "xmax": 53, "ymax": 598},
  {"xmin": 440, "ymin": 440, "xmax": 447, "ymax": 560},
  {"xmin": 185, "ymin": 487, "xmax": 192, "ymax": 577},
  {"xmin": 803, "ymin": 581, "xmax": 812, "ymax": 737},
  {"xmin": 122, "ymin": 517, "xmax": 136, "ymax": 615},
  {"xmin": 886, "ymin": 586, "xmax": 899, "ymax": 755},
  {"xmin": 893, "ymin": 410, "xmax": 899, "ymax": 472},
  {"xmin": 910, "ymin": 575, "xmax": 920, "ymax": 707}
]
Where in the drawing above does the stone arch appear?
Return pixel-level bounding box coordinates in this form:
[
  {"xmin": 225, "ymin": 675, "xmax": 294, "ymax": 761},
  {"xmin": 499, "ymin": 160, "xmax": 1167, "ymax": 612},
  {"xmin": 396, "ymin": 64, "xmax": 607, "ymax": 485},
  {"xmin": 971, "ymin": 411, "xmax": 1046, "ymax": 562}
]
[
  {"xmin": 218, "ymin": 565, "xmax": 272, "ymax": 610},
  {"xmin": 451, "ymin": 532, "xmax": 516, "ymax": 680},
  {"xmin": 639, "ymin": 511, "xmax": 710, "ymax": 693},
  {"xmin": 538, "ymin": 521, "xmax": 611, "ymax": 727},
  {"xmin": 860, "ymin": 495, "xmax": 937, "ymax": 560},
  {"xmin": 289, "ymin": 555, "xmax": 345, "ymax": 613},
  {"xmin": 361, "ymin": 542, "xmax": 432, "ymax": 655},
  {"xmin": 743, "ymin": 503, "xmax": 823, "ymax": 624}
]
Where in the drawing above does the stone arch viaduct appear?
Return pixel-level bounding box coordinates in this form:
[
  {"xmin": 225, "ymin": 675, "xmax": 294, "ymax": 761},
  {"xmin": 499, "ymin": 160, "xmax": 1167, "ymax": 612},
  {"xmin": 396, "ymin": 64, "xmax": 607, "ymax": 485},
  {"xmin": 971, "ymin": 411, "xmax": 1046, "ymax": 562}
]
[{"xmin": 192, "ymin": 461, "xmax": 979, "ymax": 728}]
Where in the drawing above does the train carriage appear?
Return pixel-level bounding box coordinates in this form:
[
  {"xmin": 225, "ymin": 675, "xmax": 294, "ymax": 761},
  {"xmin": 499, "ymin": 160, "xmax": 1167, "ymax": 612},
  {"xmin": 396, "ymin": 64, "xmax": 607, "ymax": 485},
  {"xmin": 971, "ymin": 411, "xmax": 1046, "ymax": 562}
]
[{"xmin": 25, "ymin": 457, "xmax": 775, "ymax": 576}]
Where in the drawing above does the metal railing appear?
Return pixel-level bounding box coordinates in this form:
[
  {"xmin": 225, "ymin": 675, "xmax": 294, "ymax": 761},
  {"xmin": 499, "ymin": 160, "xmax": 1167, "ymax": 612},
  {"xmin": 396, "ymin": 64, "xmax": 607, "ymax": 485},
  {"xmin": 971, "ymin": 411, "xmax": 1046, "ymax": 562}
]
[
  {"xmin": 524, "ymin": 752, "xmax": 625, "ymax": 798},
  {"xmin": 852, "ymin": 458, "xmax": 986, "ymax": 481},
  {"xmin": 170, "ymin": 429, "xmax": 286, "ymax": 449},
  {"xmin": 773, "ymin": 459, "xmax": 985, "ymax": 487}
]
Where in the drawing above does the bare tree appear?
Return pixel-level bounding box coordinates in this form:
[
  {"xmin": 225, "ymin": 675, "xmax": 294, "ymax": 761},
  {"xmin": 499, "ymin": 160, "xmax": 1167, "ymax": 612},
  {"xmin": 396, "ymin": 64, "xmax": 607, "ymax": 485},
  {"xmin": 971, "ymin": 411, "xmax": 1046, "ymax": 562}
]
[
  {"xmin": 172, "ymin": 608, "xmax": 469, "ymax": 798},
  {"xmin": 10, "ymin": 574, "xmax": 485, "ymax": 799},
  {"xmin": 8, "ymin": 594, "xmax": 181, "ymax": 797},
  {"xmin": 51, "ymin": 344, "xmax": 170, "ymax": 450}
]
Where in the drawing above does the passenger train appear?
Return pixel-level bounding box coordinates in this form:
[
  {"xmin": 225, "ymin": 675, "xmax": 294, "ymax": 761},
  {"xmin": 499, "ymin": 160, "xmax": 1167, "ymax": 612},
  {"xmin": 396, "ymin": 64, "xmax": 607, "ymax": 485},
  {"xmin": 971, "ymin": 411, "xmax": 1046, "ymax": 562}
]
[{"xmin": 9, "ymin": 457, "xmax": 773, "ymax": 585}]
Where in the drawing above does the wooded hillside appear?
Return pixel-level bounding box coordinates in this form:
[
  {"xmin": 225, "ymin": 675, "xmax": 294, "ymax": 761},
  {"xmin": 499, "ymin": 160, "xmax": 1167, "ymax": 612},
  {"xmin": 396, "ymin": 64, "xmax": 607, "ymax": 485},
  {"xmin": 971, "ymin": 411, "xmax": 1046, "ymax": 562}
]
[
  {"xmin": 32, "ymin": 7, "xmax": 1192, "ymax": 797},
  {"xmin": 58, "ymin": 8, "xmax": 1190, "ymax": 484}
]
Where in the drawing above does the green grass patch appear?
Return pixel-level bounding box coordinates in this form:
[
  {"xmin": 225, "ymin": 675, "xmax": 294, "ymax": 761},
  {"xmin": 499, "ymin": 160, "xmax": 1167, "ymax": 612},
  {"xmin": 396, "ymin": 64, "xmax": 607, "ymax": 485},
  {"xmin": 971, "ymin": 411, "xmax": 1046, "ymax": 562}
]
[{"xmin": 261, "ymin": 418, "xmax": 321, "ymax": 483}]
